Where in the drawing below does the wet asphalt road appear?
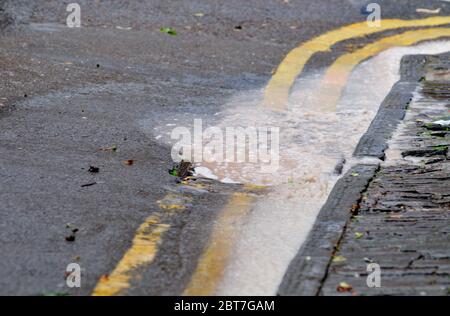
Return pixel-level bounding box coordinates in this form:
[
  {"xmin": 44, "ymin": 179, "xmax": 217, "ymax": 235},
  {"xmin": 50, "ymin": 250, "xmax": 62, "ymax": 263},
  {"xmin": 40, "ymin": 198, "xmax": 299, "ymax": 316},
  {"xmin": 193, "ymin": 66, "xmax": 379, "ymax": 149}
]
[{"xmin": 0, "ymin": 0, "xmax": 449, "ymax": 295}]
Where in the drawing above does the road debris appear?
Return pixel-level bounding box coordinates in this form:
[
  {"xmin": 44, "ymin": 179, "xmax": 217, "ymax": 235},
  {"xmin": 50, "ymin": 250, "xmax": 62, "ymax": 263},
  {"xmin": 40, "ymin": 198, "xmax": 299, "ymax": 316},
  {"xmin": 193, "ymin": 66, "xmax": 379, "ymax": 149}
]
[
  {"xmin": 88, "ymin": 166, "xmax": 99, "ymax": 173},
  {"xmin": 123, "ymin": 159, "xmax": 134, "ymax": 166},
  {"xmin": 336, "ymin": 282, "xmax": 353, "ymax": 292},
  {"xmin": 169, "ymin": 160, "xmax": 193, "ymax": 179},
  {"xmin": 81, "ymin": 182, "xmax": 97, "ymax": 187},
  {"xmin": 65, "ymin": 224, "xmax": 79, "ymax": 242},
  {"xmin": 98, "ymin": 145, "xmax": 117, "ymax": 152},
  {"xmin": 416, "ymin": 8, "xmax": 441, "ymax": 14},
  {"xmin": 193, "ymin": 166, "xmax": 218, "ymax": 180},
  {"xmin": 65, "ymin": 223, "xmax": 79, "ymax": 243},
  {"xmin": 65, "ymin": 235, "xmax": 75, "ymax": 242},
  {"xmin": 160, "ymin": 27, "xmax": 177, "ymax": 36}
]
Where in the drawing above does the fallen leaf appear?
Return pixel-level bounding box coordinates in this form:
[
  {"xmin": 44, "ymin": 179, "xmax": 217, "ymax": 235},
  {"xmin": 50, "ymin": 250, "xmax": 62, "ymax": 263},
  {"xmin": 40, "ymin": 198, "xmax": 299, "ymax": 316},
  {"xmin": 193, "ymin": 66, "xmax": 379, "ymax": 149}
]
[
  {"xmin": 99, "ymin": 145, "xmax": 117, "ymax": 152},
  {"xmin": 99, "ymin": 274, "xmax": 109, "ymax": 282},
  {"xmin": 355, "ymin": 232, "xmax": 364, "ymax": 239},
  {"xmin": 194, "ymin": 12, "xmax": 204, "ymax": 17},
  {"xmin": 351, "ymin": 172, "xmax": 359, "ymax": 177},
  {"xmin": 160, "ymin": 27, "xmax": 177, "ymax": 36},
  {"xmin": 123, "ymin": 159, "xmax": 134, "ymax": 166},
  {"xmin": 337, "ymin": 282, "xmax": 353, "ymax": 292}
]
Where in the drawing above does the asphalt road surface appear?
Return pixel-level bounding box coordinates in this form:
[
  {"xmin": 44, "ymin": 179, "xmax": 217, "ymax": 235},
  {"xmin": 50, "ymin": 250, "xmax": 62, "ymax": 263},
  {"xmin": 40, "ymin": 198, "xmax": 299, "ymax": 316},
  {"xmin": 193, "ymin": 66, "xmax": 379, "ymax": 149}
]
[{"xmin": 0, "ymin": 0, "xmax": 449, "ymax": 295}]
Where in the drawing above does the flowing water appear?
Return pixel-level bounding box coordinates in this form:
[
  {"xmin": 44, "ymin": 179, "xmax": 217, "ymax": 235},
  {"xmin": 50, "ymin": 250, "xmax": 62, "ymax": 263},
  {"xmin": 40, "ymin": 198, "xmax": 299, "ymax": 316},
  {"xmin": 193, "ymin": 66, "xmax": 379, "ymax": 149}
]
[{"xmin": 141, "ymin": 41, "xmax": 450, "ymax": 295}]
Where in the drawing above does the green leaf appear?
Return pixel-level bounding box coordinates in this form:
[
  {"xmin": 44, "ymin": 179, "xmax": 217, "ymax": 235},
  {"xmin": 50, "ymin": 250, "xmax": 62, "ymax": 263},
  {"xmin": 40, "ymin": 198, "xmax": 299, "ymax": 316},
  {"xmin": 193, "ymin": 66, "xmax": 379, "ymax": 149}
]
[
  {"xmin": 160, "ymin": 27, "xmax": 177, "ymax": 36},
  {"xmin": 355, "ymin": 232, "xmax": 364, "ymax": 239}
]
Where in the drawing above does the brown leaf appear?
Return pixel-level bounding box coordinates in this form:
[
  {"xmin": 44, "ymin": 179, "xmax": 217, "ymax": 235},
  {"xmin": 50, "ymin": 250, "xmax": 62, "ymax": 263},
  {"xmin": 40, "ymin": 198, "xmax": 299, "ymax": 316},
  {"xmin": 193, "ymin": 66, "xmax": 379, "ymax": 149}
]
[{"xmin": 123, "ymin": 159, "xmax": 134, "ymax": 166}]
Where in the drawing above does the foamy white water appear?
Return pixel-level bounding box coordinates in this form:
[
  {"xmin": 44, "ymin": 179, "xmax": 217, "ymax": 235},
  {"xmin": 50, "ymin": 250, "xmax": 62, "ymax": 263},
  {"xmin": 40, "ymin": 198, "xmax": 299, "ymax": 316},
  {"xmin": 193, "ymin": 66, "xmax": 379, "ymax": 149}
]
[{"xmin": 215, "ymin": 41, "xmax": 450, "ymax": 295}]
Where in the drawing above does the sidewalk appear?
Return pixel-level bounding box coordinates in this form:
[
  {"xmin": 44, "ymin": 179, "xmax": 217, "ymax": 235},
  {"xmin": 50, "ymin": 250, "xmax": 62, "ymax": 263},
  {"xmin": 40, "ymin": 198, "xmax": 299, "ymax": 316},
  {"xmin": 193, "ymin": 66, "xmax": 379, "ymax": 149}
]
[{"xmin": 279, "ymin": 53, "xmax": 450, "ymax": 296}]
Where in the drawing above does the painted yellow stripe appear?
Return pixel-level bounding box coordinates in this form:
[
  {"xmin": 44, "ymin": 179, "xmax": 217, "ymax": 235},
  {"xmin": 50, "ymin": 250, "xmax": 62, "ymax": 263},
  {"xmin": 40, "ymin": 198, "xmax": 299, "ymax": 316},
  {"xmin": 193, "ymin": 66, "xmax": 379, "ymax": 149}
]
[
  {"xmin": 91, "ymin": 191, "xmax": 190, "ymax": 296},
  {"xmin": 92, "ymin": 213, "xmax": 169, "ymax": 296},
  {"xmin": 264, "ymin": 16, "xmax": 450, "ymax": 110},
  {"xmin": 320, "ymin": 27, "xmax": 450, "ymax": 111},
  {"xmin": 183, "ymin": 192, "xmax": 255, "ymax": 296}
]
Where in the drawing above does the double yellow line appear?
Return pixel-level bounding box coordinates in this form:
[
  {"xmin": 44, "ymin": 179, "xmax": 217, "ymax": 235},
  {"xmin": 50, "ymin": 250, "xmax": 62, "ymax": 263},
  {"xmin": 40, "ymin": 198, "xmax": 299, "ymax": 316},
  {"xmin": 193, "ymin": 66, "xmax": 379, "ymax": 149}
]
[
  {"xmin": 319, "ymin": 27, "xmax": 450, "ymax": 110},
  {"xmin": 264, "ymin": 16, "xmax": 450, "ymax": 110},
  {"xmin": 92, "ymin": 16, "xmax": 450, "ymax": 296}
]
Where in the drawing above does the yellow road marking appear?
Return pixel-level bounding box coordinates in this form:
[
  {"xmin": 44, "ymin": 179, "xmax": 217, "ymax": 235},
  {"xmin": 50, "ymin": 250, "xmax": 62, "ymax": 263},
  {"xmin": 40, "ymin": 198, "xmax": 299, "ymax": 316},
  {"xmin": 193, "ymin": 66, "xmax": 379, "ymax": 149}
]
[
  {"xmin": 319, "ymin": 27, "xmax": 450, "ymax": 111},
  {"xmin": 264, "ymin": 16, "xmax": 450, "ymax": 110},
  {"xmin": 183, "ymin": 192, "xmax": 255, "ymax": 296},
  {"xmin": 92, "ymin": 213, "xmax": 169, "ymax": 296},
  {"xmin": 91, "ymin": 190, "xmax": 193, "ymax": 296}
]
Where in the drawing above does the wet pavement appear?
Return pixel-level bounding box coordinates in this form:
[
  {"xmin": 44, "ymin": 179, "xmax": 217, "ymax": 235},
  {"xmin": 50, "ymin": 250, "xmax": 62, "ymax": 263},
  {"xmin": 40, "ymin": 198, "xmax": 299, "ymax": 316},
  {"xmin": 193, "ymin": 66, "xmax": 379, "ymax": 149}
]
[{"xmin": 1, "ymin": 1, "xmax": 450, "ymax": 296}]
